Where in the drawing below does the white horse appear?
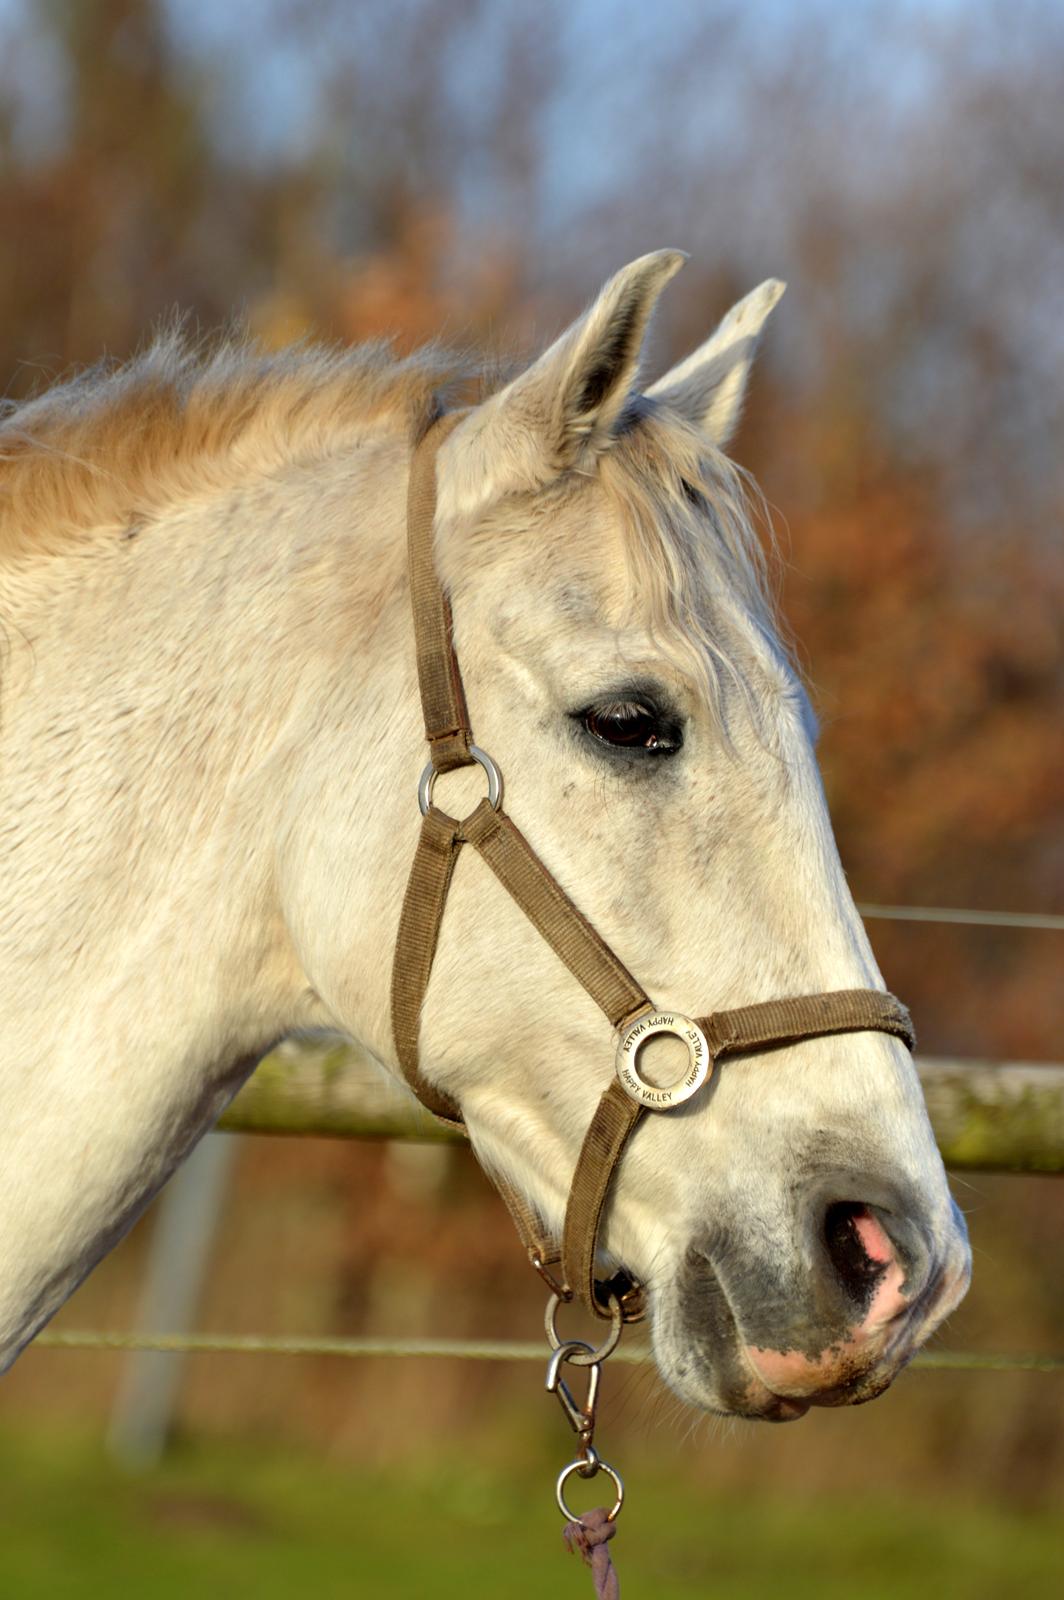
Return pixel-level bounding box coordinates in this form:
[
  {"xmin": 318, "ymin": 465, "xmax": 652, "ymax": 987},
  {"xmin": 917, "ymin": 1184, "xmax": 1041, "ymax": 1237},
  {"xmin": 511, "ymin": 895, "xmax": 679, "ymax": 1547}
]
[{"xmin": 0, "ymin": 252, "xmax": 969, "ymax": 1419}]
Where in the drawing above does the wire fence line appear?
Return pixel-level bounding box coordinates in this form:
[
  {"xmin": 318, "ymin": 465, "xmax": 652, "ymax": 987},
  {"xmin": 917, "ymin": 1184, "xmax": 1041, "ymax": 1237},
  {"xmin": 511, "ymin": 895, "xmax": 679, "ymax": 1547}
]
[
  {"xmin": 855, "ymin": 904, "xmax": 1063, "ymax": 931},
  {"xmin": 33, "ymin": 1329, "xmax": 1064, "ymax": 1374}
]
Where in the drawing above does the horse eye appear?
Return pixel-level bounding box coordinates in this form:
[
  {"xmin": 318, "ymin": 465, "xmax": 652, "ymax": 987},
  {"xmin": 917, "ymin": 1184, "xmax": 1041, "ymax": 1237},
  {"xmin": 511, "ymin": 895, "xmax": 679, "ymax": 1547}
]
[{"xmin": 581, "ymin": 700, "xmax": 681, "ymax": 754}]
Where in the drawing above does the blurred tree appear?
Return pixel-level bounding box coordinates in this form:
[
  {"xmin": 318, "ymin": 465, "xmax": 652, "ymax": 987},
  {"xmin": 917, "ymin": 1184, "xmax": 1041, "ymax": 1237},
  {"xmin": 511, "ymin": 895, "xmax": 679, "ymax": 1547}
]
[{"xmin": 0, "ymin": 0, "xmax": 211, "ymax": 364}]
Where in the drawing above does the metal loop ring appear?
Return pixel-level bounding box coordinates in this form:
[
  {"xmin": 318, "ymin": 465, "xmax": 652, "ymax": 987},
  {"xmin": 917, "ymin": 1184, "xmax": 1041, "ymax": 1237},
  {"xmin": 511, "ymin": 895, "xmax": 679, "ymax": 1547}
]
[
  {"xmin": 615, "ymin": 1010, "xmax": 711, "ymax": 1110},
  {"xmin": 556, "ymin": 1454, "xmax": 625, "ymax": 1523},
  {"xmin": 545, "ymin": 1292, "xmax": 623, "ymax": 1367},
  {"xmin": 418, "ymin": 745, "xmax": 503, "ymax": 816}
]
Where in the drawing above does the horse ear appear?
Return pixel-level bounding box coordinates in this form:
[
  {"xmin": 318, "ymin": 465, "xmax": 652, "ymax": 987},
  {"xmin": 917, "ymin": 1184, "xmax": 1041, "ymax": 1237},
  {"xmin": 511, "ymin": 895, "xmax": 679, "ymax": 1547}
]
[
  {"xmin": 647, "ymin": 279, "xmax": 785, "ymax": 449},
  {"xmin": 450, "ymin": 251, "xmax": 685, "ymax": 509},
  {"xmin": 536, "ymin": 249, "xmax": 687, "ymax": 462}
]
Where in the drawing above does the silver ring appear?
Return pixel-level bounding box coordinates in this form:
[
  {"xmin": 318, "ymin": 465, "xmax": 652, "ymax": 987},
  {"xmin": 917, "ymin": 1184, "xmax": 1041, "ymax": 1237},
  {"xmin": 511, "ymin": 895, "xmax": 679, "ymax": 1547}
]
[
  {"xmin": 545, "ymin": 1293, "xmax": 623, "ymax": 1367},
  {"xmin": 556, "ymin": 1454, "xmax": 625, "ymax": 1523},
  {"xmin": 418, "ymin": 745, "xmax": 503, "ymax": 816},
  {"xmin": 615, "ymin": 1011, "xmax": 711, "ymax": 1110}
]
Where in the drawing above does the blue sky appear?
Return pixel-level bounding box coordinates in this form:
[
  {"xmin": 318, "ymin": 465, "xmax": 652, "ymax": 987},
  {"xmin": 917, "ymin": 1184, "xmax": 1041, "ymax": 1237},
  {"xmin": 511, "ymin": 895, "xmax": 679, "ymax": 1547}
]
[{"xmin": 0, "ymin": 0, "xmax": 1005, "ymax": 226}]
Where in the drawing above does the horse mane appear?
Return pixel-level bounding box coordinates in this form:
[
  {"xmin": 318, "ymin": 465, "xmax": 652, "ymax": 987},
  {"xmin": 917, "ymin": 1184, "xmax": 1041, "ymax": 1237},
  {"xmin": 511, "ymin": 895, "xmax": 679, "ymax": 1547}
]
[
  {"xmin": 0, "ymin": 328, "xmax": 468, "ymax": 559},
  {"xmin": 0, "ymin": 330, "xmax": 784, "ymax": 715}
]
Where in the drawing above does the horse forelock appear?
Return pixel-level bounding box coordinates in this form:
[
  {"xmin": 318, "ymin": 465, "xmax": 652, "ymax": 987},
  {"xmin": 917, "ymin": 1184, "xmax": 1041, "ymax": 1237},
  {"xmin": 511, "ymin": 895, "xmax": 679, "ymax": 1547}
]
[
  {"xmin": 597, "ymin": 402, "xmax": 793, "ymax": 726},
  {"xmin": 0, "ymin": 328, "xmax": 472, "ymax": 559}
]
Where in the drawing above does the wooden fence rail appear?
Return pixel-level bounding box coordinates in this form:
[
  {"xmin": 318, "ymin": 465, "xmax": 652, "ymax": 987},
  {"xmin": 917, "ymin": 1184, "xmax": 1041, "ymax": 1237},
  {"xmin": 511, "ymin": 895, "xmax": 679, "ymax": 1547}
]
[{"xmin": 218, "ymin": 1036, "xmax": 1064, "ymax": 1174}]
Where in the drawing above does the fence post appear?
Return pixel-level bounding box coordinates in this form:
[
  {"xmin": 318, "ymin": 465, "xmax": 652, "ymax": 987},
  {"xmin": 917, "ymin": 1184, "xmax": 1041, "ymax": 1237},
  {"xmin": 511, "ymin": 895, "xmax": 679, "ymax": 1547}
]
[{"xmin": 106, "ymin": 1131, "xmax": 237, "ymax": 1468}]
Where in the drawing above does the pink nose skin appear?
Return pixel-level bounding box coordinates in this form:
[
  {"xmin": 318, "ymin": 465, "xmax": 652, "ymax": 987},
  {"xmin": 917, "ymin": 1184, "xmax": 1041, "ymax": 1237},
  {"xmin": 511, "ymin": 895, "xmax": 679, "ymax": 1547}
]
[{"xmin": 745, "ymin": 1210, "xmax": 911, "ymax": 1399}]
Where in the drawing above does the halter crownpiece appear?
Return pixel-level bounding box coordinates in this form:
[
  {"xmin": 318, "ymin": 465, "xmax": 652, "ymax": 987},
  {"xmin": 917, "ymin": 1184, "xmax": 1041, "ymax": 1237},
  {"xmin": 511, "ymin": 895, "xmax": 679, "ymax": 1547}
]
[{"xmin": 391, "ymin": 412, "xmax": 915, "ymax": 1322}]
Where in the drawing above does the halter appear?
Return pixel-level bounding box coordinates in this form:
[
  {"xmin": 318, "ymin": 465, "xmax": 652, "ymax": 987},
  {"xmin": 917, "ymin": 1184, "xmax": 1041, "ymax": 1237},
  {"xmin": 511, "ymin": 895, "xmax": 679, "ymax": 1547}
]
[{"xmin": 391, "ymin": 412, "xmax": 914, "ymax": 1323}]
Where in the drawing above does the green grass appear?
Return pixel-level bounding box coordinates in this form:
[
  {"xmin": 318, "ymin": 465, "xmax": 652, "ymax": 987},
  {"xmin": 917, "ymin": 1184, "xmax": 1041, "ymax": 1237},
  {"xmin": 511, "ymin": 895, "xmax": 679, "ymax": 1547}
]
[{"xmin": 0, "ymin": 1426, "xmax": 1058, "ymax": 1599}]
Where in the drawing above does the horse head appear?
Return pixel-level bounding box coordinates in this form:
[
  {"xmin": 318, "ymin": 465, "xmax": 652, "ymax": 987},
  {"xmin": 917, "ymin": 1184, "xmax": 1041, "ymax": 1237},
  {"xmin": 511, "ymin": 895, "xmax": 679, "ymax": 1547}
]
[{"xmin": 295, "ymin": 252, "xmax": 971, "ymax": 1419}]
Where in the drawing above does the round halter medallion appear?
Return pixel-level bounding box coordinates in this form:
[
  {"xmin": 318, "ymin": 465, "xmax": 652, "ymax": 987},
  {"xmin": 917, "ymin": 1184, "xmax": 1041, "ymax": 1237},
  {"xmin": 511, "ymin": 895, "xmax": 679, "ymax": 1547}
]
[{"xmin": 615, "ymin": 1011, "xmax": 711, "ymax": 1110}]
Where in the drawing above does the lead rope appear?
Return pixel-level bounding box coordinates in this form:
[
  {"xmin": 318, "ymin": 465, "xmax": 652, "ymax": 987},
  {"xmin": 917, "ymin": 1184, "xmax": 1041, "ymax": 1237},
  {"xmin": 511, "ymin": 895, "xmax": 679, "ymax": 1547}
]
[{"xmin": 563, "ymin": 1511, "xmax": 619, "ymax": 1600}]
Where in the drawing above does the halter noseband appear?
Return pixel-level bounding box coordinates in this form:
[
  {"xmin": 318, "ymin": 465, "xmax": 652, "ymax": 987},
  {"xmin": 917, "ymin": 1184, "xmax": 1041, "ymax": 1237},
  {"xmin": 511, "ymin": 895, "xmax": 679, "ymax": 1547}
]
[{"xmin": 390, "ymin": 413, "xmax": 914, "ymax": 1321}]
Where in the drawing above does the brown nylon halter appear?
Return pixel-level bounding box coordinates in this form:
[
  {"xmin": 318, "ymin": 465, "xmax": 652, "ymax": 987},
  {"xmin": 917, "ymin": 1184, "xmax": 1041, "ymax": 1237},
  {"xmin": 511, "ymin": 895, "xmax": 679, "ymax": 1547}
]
[{"xmin": 391, "ymin": 412, "xmax": 915, "ymax": 1321}]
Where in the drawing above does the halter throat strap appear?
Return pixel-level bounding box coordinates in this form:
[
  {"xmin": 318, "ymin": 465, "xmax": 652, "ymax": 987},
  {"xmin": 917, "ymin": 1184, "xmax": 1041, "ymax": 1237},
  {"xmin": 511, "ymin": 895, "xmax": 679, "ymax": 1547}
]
[{"xmin": 391, "ymin": 415, "xmax": 915, "ymax": 1320}]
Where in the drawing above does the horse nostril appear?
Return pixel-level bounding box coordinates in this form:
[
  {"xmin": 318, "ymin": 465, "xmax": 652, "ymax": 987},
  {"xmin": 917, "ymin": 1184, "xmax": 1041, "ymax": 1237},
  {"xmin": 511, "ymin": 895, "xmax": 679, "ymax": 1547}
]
[{"xmin": 823, "ymin": 1201, "xmax": 894, "ymax": 1306}]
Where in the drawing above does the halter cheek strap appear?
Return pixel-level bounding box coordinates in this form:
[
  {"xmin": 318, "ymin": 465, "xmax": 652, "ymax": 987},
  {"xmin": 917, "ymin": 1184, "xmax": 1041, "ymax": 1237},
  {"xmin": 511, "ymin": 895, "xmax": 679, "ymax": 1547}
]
[{"xmin": 391, "ymin": 413, "xmax": 915, "ymax": 1321}]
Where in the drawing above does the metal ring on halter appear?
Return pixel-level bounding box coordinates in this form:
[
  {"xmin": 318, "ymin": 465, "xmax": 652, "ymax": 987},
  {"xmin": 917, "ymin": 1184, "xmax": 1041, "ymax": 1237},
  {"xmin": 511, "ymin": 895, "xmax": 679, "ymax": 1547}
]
[
  {"xmin": 545, "ymin": 1291, "xmax": 623, "ymax": 1367},
  {"xmin": 615, "ymin": 1010, "xmax": 711, "ymax": 1110},
  {"xmin": 556, "ymin": 1451, "xmax": 625, "ymax": 1523},
  {"xmin": 418, "ymin": 744, "xmax": 503, "ymax": 816}
]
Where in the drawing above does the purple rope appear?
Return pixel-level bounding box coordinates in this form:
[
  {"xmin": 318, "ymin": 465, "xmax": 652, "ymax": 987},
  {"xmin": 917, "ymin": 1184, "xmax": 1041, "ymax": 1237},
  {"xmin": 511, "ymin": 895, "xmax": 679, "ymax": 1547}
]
[{"xmin": 563, "ymin": 1507, "xmax": 620, "ymax": 1599}]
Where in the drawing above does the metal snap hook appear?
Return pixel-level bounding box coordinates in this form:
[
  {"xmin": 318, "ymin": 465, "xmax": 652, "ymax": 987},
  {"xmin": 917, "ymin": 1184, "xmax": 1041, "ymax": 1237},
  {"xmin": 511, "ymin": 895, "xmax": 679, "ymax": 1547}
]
[
  {"xmin": 418, "ymin": 744, "xmax": 503, "ymax": 815},
  {"xmin": 545, "ymin": 1340, "xmax": 601, "ymax": 1438}
]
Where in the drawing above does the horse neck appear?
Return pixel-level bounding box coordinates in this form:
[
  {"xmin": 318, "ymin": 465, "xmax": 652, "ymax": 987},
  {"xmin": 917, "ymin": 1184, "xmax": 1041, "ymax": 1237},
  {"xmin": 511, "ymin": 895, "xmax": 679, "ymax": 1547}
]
[
  {"xmin": 0, "ymin": 422, "xmax": 420, "ymax": 1365},
  {"xmin": 0, "ymin": 422, "xmax": 416, "ymax": 1078}
]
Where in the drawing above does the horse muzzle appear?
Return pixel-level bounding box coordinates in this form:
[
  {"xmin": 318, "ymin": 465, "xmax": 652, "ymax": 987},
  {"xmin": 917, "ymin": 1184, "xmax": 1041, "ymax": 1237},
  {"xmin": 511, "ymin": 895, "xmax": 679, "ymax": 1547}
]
[{"xmin": 659, "ymin": 1193, "xmax": 972, "ymax": 1421}]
